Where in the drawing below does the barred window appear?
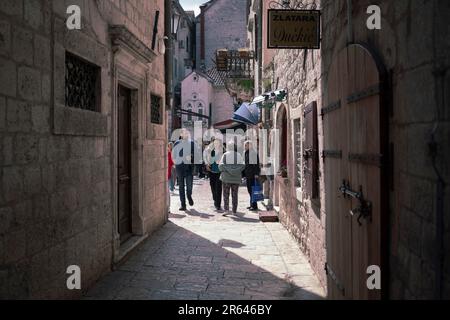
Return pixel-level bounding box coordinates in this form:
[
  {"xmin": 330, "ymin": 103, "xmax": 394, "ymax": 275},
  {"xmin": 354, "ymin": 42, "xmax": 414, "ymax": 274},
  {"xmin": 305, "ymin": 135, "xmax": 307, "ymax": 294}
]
[
  {"xmin": 294, "ymin": 118, "xmax": 302, "ymax": 187},
  {"xmin": 150, "ymin": 94, "xmax": 163, "ymax": 124},
  {"xmin": 65, "ymin": 52, "xmax": 101, "ymax": 112}
]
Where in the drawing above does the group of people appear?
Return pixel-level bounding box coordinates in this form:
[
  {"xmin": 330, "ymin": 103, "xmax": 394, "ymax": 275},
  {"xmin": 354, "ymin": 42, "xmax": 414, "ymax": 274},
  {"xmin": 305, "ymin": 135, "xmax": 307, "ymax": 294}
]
[{"xmin": 167, "ymin": 130, "xmax": 261, "ymax": 215}]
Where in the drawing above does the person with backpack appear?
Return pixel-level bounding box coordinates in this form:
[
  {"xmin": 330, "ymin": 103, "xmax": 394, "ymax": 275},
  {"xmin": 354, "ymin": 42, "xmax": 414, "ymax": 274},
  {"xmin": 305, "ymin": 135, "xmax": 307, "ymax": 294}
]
[
  {"xmin": 219, "ymin": 141, "xmax": 245, "ymax": 216},
  {"xmin": 205, "ymin": 138, "xmax": 224, "ymax": 211},
  {"xmin": 173, "ymin": 129, "xmax": 201, "ymax": 211}
]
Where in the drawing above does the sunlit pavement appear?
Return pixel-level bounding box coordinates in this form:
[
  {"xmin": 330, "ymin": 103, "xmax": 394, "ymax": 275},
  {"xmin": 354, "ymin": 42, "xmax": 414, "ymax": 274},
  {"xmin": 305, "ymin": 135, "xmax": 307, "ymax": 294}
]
[{"xmin": 85, "ymin": 178, "xmax": 326, "ymax": 300}]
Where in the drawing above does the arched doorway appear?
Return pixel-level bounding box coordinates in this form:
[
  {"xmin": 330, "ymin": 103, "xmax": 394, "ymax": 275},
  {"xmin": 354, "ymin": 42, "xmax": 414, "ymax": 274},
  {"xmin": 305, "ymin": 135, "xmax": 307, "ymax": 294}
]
[
  {"xmin": 273, "ymin": 104, "xmax": 288, "ymax": 208},
  {"xmin": 323, "ymin": 43, "xmax": 389, "ymax": 300}
]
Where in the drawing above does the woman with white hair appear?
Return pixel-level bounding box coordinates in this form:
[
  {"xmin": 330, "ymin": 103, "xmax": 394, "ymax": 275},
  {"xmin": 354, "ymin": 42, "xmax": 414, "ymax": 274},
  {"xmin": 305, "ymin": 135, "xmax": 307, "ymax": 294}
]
[{"xmin": 219, "ymin": 141, "xmax": 245, "ymax": 215}]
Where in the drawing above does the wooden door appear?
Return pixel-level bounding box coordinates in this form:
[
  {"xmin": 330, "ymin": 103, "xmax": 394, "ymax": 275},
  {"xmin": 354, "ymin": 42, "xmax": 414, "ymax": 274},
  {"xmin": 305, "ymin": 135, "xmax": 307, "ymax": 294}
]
[
  {"xmin": 118, "ymin": 85, "xmax": 132, "ymax": 244},
  {"xmin": 324, "ymin": 44, "xmax": 387, "ymax": 299}
]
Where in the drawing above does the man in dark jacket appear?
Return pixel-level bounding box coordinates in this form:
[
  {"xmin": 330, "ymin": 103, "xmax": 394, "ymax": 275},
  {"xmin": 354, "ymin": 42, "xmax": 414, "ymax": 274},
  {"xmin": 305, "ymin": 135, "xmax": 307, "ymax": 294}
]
[
  {"xmin": 173, "ymin": 130, "xmax": 201, "ymax": 211},
  {"xmin": 244, "ymin": 141, "xmax": 261, "ymax": 211}
]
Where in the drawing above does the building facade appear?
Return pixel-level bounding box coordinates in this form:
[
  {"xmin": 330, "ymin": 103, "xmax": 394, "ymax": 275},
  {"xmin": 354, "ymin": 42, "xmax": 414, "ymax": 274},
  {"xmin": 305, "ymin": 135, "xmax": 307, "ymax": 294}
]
[
  {"xmin": 196, "ymin": 0, "xmax": 249, "ymax": 71},
  {"xmin": 248, "ymin": 0, "xmax": 450, "ymax": 299},
  {"xmin": 179, "ymin": 69, "xmax": 235, "ymax": 136},
  {"xmin": 168, "ymin": 0, "xmax": 195, "ymax": 133},
  {"xmin": 0, "ymin": 0, "xmax": 168, "ymax": 299}
]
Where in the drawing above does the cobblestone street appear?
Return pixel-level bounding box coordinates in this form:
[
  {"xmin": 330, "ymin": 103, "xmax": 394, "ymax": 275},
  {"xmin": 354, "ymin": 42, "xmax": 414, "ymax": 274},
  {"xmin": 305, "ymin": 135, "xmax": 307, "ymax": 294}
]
[{"xmin": 85, "ymin": 178, "xmax": 325, "ymax": 300}]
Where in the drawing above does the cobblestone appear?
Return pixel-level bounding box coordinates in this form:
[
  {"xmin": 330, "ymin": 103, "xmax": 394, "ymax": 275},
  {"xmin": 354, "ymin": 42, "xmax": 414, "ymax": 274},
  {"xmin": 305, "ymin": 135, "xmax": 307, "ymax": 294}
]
[{"xmin": 85, "ymin": 179, "xmax": 325, "ymax": 300}]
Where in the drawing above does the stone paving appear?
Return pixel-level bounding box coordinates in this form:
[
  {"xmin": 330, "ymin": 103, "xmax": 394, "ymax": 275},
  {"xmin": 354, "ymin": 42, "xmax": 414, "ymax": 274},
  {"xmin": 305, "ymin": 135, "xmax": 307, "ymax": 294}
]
[{"xmin": 84, "ymin": 178, "xmax": 326, "ymax": 300}]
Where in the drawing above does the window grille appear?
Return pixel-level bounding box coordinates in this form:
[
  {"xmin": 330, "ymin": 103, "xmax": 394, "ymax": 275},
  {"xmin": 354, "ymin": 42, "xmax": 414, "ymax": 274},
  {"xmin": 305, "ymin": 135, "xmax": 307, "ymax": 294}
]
[
  {"xmin": 294, "ymin": 119, "xmax": 302, "ymax": 187},
  {"xmin": 65, "ymin": 52, "xmax": 100, "ymax": 112},
  {"xmin": 150, "ymin": 94, "xmax": 163, "ymax": 124}
]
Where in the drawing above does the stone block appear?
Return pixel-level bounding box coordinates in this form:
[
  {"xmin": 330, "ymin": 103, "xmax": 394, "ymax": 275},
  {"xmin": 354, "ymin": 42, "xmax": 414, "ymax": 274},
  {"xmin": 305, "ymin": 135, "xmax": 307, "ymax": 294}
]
[
  {"xmin": 30, "ymin": 249, "xmax": 49, "ymax": 293},
  {"xmin": 407, "ymin": 124, "xmax": 437, "ymax": 180},
  {"xmin": 31, "ymin": 105, "xmax": 50, "ymax": 133},
  {"xmin": 0, "ymin": 97, "xmax": 5, "ymax": 131},
  {"xmin": 41, "ymin": 164, "xmax": 56, "ymax": 193},
  {"xmin": 12, "ymin": 199, "xmax": 32, "ymax": 229},
  {"xmin": 0, "ymin": 57, "xmax": 17, "ymax": 97},
  {"xmin": 34, "ymin": 34, "xmax": 51, "ymax": 70},
  {"xmin": 12, "ymin": 26, "xmax": 33, "ymax": 65},
  {"xmin": 23, "ymin": 165, "xmax": 42, "ymax": 196},
  {"xmin": 0, "ymin": 18, "xmax": 11, "ymax": 55},
  {"xmin": 53, "ymin": 105, "xmax": 109, "ymax": 137},
  {"xmin": 14, "ymin": 134, "xmax": 39, "ymax": 165},
  {"xmin": 0, "ymin": 0, "xmax": 23, "ymax": 18},
  {"xmin": 41, "ymin": 72, "xmax": 51, "ymax": 103},
  {"xmin": 6, "ymin": 99, "xmax": 32, "ymax": 133},
  {"xmin": 32, "ymin": 193, "xmax": 50, "ymax": 222},
  {"xmin": 63, "ymin": 187, "xmax": 79, "ymax": 213},
  {"xmin": 5, "ymin": 229, "xmax": 26, "ymax": 263},
  {"xmin": 2, "ymin": 166, "xmax": 24, "ymax": 203},
  {"xmin": 48, "ymin": 243, "xmax": 66, "ymax": 280},
  {"xmin": 1, "ymin": 135, "xmax": 13, "ymax": 167},
  {"xmin": 24, "ymin": 0, "xmax": 43, "ymax": 30},
  {"xmin": 18, "ymin": 66, "xmax": 41, "ymax": 102},
  {"xmin": 0, "ymin": 207, "xmax": 14, "ymax": 235}
]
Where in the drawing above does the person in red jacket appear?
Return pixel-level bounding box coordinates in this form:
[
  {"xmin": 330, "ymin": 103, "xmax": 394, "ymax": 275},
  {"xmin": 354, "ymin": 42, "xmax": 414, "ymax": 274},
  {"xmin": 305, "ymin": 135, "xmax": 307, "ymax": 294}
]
[{"xmin": 168, "ymin": 142, "xmax": 175, "ymax": 193}]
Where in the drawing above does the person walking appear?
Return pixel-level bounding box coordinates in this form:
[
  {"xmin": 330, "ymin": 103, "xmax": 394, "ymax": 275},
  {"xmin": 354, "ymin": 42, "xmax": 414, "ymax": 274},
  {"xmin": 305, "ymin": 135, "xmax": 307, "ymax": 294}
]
[
  {"xmin": 219, "ymin": 142, "xmax": 245, "ymax": 216},
  {"xmin": 168, "ymin": 142, "xmax": 176, "ymax": 194},
  {"xmin": 244, "ymin": 141, "xmax": 261, "ymax": 211},
  {"xmin": 173, "ymin": 130, "xmax": 200, "ymax": 211},
  {"xmin": 205, "ymin": 138, "xmax": 224, "ymax": 211}
]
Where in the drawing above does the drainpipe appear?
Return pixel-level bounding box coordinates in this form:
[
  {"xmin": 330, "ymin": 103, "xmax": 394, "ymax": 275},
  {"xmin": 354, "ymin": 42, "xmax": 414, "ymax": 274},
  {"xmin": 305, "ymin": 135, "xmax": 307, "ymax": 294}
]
[
  {"xmin": 346, "ymin": 0, "xmax": 354, "ymax": 44},
  {"xmin": 165, "ymin": 0, "xmax": 173, "ymax": 222}
]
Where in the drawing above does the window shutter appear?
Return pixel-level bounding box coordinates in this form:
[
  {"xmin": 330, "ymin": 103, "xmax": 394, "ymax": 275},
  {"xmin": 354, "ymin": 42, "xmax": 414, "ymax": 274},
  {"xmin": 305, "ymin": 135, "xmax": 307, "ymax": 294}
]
[{"xmin": 303, "ymin": 101, "xmax": 319, "ymax": 199}]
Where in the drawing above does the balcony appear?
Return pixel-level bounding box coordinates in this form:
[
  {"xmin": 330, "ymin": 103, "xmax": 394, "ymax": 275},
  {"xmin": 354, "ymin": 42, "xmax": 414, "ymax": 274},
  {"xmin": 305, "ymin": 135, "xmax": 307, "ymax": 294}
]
[{"xmin": 215, "ymin": 49, "xmax": 255, "ymax": 79}]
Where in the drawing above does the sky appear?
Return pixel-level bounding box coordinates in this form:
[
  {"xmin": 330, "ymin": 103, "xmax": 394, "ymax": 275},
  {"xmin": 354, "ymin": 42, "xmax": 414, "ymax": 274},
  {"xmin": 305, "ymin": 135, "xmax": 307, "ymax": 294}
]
[{"xmin": 179, "ymin": 0, "xmax": 205, "ymax": 16}]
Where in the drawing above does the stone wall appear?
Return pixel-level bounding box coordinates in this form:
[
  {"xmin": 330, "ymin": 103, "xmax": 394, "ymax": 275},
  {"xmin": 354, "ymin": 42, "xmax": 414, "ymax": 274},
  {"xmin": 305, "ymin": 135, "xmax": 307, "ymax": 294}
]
[
  {"xmin": 273, "ymin": 44, "xmax": 326, "ymax": 288},
  {"xmin": 202, "ymin": 0, "xmax": 248, "ymax": 70},
  {"xmin": 211, "ymin": 87, "xmax": 234, "ymax": 125},
  {"xmin": 272, "ymin": 0, "xmax": 450, "ymax": 298},
  {"xmin": 0, "ymin": 0, "xmax": 167, "ymax": 299}
]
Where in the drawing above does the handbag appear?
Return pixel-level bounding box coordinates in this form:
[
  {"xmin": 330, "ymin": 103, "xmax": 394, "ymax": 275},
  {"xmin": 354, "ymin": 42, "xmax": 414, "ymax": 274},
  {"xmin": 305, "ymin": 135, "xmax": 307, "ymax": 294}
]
[{"xmin": 251, "ymin": 178, "xmax": 265, "ymax": 203}]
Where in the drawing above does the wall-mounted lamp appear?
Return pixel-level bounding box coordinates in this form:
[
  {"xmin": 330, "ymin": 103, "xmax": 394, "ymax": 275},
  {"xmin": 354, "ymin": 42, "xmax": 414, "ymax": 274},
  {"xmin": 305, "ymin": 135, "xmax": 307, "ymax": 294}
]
[{"xmin": 171, "ymin": 12, "xmax": 181, "ymax": 36}]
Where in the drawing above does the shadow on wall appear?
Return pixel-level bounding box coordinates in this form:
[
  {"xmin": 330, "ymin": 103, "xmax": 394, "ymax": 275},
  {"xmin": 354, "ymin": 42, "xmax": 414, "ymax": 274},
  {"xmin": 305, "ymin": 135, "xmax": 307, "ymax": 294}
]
[{"xmin": 83, "ymin": 221, "xmax": 324, "ymax": 300}]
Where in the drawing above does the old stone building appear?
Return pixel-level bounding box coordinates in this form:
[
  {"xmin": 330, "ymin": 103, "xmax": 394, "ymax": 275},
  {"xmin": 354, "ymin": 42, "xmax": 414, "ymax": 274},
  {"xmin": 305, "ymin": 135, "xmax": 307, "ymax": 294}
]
[
  {"xmin": 247, "ymin": 0, "xmax": 449, "ymax": 299},
  {"xmin": 167, "ymin": 0, "xmax": 195, "ymax": 133},
  {"xmin": 195, "ymin": 0, "xmax": 249, "ymax": 70},
  {"xmin": 0, "ymin": 0, "xmax": 167, "ymax": 299},
  {"xmin": 179, "ymin": 68, "xmax": 235, "ymax": 136}
]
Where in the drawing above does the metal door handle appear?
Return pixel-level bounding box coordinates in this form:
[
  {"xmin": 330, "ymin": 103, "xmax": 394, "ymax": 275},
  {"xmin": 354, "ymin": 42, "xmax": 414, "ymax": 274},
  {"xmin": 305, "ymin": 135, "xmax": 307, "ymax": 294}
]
[{"xmin": 340, "ymin": 180, "xmax": 372, "ymax": 226}]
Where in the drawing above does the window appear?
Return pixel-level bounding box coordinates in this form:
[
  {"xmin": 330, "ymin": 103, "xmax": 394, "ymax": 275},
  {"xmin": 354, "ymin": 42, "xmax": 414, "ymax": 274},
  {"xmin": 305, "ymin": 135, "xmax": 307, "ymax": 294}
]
[
  {"xmin": 65, "ymin": 52, "xmax": 101, "ymax": 112},
  {"xmin": 186, "ymin": 36, "xmax": 189, "ymax": 53},
  {"xmin": 179, "ymin": 40, "xmax": 185, "ymax": 49},
  {"xmin": 197, "ymin": 107, "xmax": 203, "ymax": 121},
  {"xmin": 150, "ymin": 94, "xmax": 163, "ymax": 124},
  {"xmin": 303, "ymin": 102, "xmax": 319, "ymax": 200},
  {"xmin": 187, "ymin": 103, "xmax": 192, "ymax": 121},
  {"xmin": 294, "ymin": 118, "xmax": 302, "ymax": 187}
]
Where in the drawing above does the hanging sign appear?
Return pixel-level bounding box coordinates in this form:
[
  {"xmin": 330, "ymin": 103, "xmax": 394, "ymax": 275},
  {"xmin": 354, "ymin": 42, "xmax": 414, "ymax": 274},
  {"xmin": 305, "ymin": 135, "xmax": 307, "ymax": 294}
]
[{"xmin": 268, "ymin": 10, "xmax": 321, "ymax": 49}]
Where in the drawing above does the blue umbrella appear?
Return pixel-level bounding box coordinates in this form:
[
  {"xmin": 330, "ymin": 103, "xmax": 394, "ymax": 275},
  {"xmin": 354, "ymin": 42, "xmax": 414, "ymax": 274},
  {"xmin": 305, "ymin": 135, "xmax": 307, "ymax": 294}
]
[{"xmin": 232, "ymin": 102, "xmax": 260, "ymax": 125}]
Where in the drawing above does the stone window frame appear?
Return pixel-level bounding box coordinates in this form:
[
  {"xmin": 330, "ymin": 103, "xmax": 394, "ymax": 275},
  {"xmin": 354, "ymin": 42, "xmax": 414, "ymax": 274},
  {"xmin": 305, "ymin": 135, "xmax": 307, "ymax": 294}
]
[
  {"xmin": 290, "ymin": 110, "xmax": 303, "ymax": 203},
  {"xmin": 65, "ymin": 51, "xmax": 102, "ymax": 113},
  {"xmin": 52, "ymin": 18, "xmax": 109, "ymax": 137},
  {"xmin": 109, "ymin": 24, "xmax": 158, "ymax": 262},
  {"xmin": 150, "ymin": 93, "xmax": 163, "ymax": 125}
]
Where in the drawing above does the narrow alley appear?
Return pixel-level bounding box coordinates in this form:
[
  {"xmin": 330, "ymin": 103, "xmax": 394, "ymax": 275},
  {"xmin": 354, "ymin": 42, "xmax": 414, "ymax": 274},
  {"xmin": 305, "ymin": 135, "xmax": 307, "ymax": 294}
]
[
  {"xmin": 0, "ymin": 0, "xmax": 448, "ymax": 303},
  {"xmin": 85, "ymin": 179, "xmax": 325, "ymax": 300}
]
